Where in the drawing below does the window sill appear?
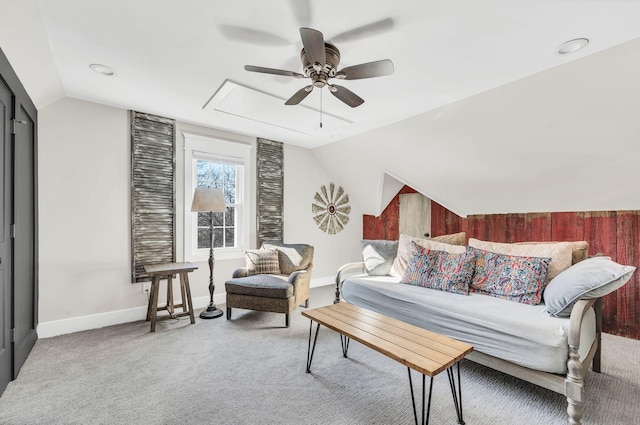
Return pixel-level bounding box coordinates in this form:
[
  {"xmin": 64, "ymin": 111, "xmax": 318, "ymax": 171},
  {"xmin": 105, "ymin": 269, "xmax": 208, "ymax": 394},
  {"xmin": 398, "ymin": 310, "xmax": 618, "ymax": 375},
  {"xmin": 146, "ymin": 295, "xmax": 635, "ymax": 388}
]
[{"xmin": 186, "ymin": 248, "xmax": 245, "ymax": 263}]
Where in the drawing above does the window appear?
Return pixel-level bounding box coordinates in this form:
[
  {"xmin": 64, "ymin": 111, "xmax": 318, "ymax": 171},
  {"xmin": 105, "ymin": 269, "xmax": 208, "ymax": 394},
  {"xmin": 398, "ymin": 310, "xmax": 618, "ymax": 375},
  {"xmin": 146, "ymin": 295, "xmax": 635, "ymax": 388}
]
[
  {"xmin": 184, "ymin": 134, "xmax": 251, "ymax": 261},
  {"xmin": 194, "ymin": 158, "xmax": 237, "ymax": 249}
]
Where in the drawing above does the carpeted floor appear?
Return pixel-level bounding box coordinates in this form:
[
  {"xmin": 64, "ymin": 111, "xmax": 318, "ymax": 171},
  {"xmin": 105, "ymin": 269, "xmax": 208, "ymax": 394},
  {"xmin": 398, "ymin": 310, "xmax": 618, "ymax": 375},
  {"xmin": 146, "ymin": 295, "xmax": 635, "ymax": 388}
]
[{"xmin": 0, "ymin": 285, "xmax": 638, "ymax": 425}]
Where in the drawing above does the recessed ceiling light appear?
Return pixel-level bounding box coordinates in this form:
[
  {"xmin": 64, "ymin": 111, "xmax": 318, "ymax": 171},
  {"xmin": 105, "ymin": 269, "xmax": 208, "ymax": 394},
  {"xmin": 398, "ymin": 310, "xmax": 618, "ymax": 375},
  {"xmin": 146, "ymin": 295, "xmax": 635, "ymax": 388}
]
[
  {"xmin": 556, "ymin": 38, "xmax": 589, "ymax": 55},
  {"xmin": 89, "ymin": 63, "xmax": 115, "ymax": 76}
]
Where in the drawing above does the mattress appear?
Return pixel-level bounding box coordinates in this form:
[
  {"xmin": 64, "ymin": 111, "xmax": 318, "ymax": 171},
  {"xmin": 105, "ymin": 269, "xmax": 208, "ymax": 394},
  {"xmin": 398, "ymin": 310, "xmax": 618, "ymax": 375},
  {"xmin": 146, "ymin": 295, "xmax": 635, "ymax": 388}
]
[{"xmin": 342, "ymin": 274, "xmax": 596, "ymax": 374}]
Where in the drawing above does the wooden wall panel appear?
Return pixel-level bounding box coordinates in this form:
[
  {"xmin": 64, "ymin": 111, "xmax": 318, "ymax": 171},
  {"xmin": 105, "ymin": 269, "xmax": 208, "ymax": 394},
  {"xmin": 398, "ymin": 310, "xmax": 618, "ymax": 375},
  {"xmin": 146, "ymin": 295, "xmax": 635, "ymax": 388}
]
[
  {"xmin": 615, "ymin": 211, "xmax": 640, "ymax": 338},
  {"xmin": 584, "ymin": 212, "xmax": 619, "ymax": 329},
  {"xmin": 505, "ymin": 213, "xmax": 526, "ymax": 242},
  {"xmin": 552, "ymin": 211, "xmax": 584, "ymax": 242},
  {"xmin": 431, "ymin": 201, "xmax": 465, "ymax": 237},
  {"xmin": 363, "ymin": 215, "xmax": 376, "ymax": 240},
  {"xmin": 362, "ymin": 185, "xmax": 640, "ymax": 339},
  {"xmin": 525, "ymin": 213, "xmax": 552, "ymax": 241},
  {"xmin": 362, "ymin": 185, "xmax": 416, "ymax": 240},
  {"xmin": 430, "ymin": 201, "xmax": 446, "ymax": 236}
]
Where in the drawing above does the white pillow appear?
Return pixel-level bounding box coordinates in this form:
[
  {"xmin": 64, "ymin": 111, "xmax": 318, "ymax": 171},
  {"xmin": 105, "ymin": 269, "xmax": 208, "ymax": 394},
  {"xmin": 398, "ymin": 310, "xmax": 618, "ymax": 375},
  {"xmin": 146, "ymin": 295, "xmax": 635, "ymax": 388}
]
[
  {"xmin": 544, "ymin": 256, "xmax": 636, "ymax": 317},
  {"xmin": 468, "ymin": 238, "xmax": 573, "ymax": 283}
]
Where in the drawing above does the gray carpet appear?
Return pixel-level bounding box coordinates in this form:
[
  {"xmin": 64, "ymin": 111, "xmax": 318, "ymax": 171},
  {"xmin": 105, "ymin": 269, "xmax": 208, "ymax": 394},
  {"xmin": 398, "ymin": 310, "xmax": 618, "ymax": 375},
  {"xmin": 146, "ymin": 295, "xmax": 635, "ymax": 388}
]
[{"xmin": 0, "ymin": 285, "xmax": 638, "ymax": 425}]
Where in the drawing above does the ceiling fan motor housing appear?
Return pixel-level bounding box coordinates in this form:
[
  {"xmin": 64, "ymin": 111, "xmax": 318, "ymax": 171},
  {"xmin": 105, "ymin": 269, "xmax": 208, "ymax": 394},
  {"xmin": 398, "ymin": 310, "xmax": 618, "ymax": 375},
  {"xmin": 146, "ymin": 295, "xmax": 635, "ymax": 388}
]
[{"xmin": 301, "ymin": 43, "xmax": 340, "ymax": 88}]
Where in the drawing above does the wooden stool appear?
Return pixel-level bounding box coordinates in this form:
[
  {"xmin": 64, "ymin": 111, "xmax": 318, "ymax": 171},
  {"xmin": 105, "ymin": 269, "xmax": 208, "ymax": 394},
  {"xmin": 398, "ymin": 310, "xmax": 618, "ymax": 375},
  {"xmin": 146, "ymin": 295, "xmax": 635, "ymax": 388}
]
[{"xmin": 144, "ymin": 262, "xmax": 197, "ymax": 333}]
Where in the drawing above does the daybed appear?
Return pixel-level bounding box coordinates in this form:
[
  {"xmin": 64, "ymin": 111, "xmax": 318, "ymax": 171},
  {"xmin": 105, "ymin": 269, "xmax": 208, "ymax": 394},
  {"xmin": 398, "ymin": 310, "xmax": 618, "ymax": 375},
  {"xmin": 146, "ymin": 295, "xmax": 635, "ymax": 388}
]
[{"xmin": 334, "ymin": 234, "xmax": 636, "ymax": 425}]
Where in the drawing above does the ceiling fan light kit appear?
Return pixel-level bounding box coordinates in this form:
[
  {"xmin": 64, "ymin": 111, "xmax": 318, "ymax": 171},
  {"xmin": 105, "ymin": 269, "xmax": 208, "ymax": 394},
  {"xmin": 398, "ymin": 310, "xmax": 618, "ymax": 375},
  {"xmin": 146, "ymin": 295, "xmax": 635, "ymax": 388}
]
[{"xmin": 244, "ymin": 27, "xmax": 394, "ymax": 109}]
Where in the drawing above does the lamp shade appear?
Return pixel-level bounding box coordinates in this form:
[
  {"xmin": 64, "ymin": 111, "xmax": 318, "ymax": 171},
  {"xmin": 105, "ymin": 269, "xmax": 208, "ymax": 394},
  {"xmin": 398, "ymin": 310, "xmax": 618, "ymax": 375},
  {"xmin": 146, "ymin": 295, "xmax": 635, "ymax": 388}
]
[{"xmin": 191, "ymin": 188, "xmax": 226, "ymax": 212}]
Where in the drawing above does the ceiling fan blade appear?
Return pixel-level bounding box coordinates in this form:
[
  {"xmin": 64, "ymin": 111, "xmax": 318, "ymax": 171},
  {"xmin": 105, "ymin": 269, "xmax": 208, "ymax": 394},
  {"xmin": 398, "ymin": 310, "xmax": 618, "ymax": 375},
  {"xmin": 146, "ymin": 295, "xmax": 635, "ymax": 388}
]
[
  {"xmin": 289, "ymin": 0, "xmax": 311, "ymax": 27},
  {"xmin": 329, "ymin": 85, "xmax": 364, "ymax": 108},
  {"xmin": 285, "ymin": 85, "xmax": 314, "ymax": 105},
  {"xmin": 244, "ymin": 65, "xmax": 304, "ymax": 79},
  {"xmin": 335, "ymin": 59, "xmax": 394, "ymax": 80},
  {"xmin": 218, "ymin": 24, "xmax": 290, "ymax": 47},
  {"xmin": 330, "ymin": 18, "xmax": 395, "ymax": 44},
  {"xmin": 300, "ymin": 27, "xmax": 326, "ymax": 71}
]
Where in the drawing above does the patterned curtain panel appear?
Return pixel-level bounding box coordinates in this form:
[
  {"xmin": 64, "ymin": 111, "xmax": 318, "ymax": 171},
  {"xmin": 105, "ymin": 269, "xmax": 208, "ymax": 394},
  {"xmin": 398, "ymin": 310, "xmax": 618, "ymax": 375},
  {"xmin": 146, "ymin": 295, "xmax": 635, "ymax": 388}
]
[
  {"xmin": 130, "ymin": 111, "xmax": 176, "ymax": 282},
  {"xmin": 256, "ymin": 138, "xmax": 284, "ymax": 248}
]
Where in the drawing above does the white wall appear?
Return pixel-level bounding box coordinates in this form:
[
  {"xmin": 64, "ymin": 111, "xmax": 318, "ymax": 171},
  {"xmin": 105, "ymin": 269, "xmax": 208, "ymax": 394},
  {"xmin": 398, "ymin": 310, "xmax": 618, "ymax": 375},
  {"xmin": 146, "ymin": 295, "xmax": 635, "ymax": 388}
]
[
  {"xmin": 37, "ymin": 97, "xmax": 357, "ymax": 337},
  {"xmin": 312, "ymin": 38, "xmax": 640, "ymax": 217},
  {"xmin": 283, "ymin": 144, "xmax": 363, "ymax": 283},
  {"xmin": 38, "ymin": 98, "xmax": 136, "ymax": 326}
]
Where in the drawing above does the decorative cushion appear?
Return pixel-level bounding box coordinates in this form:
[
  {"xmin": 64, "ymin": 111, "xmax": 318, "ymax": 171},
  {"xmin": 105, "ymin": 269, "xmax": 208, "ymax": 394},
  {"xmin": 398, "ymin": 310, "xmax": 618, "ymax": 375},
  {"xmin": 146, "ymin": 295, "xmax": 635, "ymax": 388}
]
[
  {"xmin": 225, "ymin": 274, "xmax": 292, "ymax": 299},
  {"xmin": 544, "ymin": 256, "xmax": 636, "ymax": 317},
  {"xmin": 468, "ymin": 238, "xmax": 572, "ymax": 284},
  {"xmin": 245, "ymin": 248, "xmax": 281, "ymax": 276},
  {"xmin": 262, "ymin": 242, "xmax": 313, "ymax": 275},
  {"xmin": 400, "ymin": 243, "xmax": 439, "ymax": 287},
  {"xmin": 516, "ymin": 240, "xmax": 588, "ymax": 266},
  {"xmin": 431, "ymin": 231, "xmax": 467, "ymax": 246},
  {"xmin": 400, "ymin": 242, "xmax": 474, "ymax": 295},
  {"xmin": 469, "ymin": 246, "xmax": 552, "ymax": 305},
  {"xmin": 361, "ymin": 240, "xmax": 398, "ymax": 276},
  {"xmin": 390, "ymin": 233, "xmax": 467, "ymax": 278}
]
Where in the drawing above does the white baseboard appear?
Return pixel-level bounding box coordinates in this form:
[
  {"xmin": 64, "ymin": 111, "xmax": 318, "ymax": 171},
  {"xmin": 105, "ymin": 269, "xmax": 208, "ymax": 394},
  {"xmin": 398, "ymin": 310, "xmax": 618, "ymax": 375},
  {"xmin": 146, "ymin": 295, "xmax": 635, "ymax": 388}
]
[{"xmin": 37, "ymin": 276, "xmax": 334, "ymax": 338}]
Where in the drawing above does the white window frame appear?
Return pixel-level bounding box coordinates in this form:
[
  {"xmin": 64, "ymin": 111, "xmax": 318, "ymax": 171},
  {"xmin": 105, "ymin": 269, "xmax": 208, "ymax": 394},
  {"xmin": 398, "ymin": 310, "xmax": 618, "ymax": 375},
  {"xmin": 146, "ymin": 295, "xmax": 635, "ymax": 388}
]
[{"xmin": 183, "ymin": 133, "xmax": 251, "ymax": 262}]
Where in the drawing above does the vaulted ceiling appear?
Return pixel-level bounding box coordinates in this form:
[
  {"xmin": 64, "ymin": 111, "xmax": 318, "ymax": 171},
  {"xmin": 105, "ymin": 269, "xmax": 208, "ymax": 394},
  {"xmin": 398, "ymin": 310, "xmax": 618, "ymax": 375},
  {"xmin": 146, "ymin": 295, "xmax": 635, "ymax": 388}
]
[
  {"xmin": 3, "ymin": 0, "xmax": 640, "ymax": 149},
  {"xmin": 2, "ymin": 0, "xmax": 640, "ymax": 216}
]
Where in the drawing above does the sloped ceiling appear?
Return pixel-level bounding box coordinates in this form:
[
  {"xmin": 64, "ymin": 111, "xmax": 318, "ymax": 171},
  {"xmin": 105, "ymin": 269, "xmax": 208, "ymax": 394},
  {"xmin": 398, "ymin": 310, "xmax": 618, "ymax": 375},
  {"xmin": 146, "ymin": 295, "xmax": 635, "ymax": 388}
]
[
  {"xmin": 313, "ymin": 37, "xmax": 640, "ymax": 216},
  {"xmin": 1, "ymin": 0, "xmax": 639, "ymax": 215}
]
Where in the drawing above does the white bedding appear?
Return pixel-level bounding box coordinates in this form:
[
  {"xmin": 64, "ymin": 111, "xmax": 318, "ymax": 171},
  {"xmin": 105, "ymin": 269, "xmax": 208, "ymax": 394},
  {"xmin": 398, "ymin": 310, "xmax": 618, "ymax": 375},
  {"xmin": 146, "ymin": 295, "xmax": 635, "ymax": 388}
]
[{"xmin": 342, "ymin": 274, "xmax": 596, "ymax": 374}]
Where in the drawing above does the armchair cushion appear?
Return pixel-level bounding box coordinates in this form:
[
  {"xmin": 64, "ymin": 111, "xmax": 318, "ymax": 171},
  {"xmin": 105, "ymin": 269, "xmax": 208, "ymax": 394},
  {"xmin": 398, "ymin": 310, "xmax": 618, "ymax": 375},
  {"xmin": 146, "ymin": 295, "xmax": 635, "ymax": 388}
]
[
  {"xmin": 225, "ymin": 274, "xmax": 292, "ymax": 299},
  {"xmin": 245, "ymin": 248, "xmax": 281, "ymax": 275},
  {"xmin": 262, "ymin": 242, "xmax": 314, "ymax": 274}
]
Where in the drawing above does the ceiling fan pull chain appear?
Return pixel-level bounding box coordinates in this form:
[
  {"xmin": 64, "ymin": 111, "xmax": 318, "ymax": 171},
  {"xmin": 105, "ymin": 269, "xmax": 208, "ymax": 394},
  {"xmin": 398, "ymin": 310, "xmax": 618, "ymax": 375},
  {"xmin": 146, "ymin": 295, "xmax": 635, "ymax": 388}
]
[{"xmin": 319, "ymin": 89, "xmax": 323, "ymax": 128}]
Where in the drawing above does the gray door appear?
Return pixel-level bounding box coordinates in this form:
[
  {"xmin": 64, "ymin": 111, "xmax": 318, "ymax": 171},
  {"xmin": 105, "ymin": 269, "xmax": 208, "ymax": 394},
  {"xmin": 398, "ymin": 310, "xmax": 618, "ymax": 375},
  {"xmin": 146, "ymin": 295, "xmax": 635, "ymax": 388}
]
[
  {"xmin": 0, "ymin": 47, "xmax": 38, "ymax": 395},
  {"xmin": 12, "ymin": 104, "xmax": 37, "ymax": 377},
  {"xmin": 0, "ymin": 79, "xmax": 12, "ymax": 394}
]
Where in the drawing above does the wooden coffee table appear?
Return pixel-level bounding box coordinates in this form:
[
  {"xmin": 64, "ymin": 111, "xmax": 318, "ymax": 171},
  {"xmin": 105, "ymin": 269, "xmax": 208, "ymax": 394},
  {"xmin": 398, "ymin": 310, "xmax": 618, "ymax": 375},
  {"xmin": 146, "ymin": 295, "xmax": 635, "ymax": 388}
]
[{"xmin": 302, "ymin": 302, "xmax": 473, "ymax": 425}]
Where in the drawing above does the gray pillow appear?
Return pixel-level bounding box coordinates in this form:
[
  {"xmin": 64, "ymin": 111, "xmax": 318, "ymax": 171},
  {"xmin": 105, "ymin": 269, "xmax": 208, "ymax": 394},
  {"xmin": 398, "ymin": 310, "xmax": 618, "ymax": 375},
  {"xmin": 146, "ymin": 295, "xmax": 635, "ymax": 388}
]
[
  {"xmin": 361, "ymin": 240, "xmax": 398, "ymax": 276},
  {"xmin": 544, "ymin": 256, "xmax": 636, "ymax": 317}
]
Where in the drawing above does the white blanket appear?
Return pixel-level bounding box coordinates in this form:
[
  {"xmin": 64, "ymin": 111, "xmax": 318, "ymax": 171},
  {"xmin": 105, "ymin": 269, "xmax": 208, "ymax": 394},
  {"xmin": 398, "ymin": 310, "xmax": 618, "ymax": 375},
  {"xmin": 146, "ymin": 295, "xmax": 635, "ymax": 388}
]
[{"xmin": 342, "ymin": 274, "xmax": 595, "ymax": 374}]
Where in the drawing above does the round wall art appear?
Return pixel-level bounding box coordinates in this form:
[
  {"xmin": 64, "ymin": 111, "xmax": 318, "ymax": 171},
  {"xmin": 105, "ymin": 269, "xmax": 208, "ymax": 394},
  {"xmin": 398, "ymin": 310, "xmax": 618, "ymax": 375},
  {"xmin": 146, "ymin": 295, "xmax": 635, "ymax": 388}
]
[{"xmin": 312, "ymin": 183, "xmax": 351, "ymax": 234}]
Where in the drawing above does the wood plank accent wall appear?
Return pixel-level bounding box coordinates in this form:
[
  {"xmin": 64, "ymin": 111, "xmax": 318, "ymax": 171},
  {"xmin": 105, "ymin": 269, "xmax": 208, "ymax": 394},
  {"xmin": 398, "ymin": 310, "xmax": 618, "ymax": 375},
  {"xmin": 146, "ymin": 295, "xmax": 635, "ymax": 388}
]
[
  {"xmin": 363, "ymin": 185, "xmax": 640, "ymax": 339},
  {"xmin": 363, "ymin": 186, "xmax": 416, "ymax": 241}
]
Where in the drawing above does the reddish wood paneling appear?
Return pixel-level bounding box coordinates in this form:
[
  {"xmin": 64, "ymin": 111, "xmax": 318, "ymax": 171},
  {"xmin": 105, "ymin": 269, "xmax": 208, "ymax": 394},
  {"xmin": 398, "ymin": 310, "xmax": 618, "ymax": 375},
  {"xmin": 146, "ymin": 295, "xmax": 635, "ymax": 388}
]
[
  {"xmin": 505, "ymin": 213, "xmax": 526, "ymax": 242},
  {"xmin": 363, "ymin": 186, "xmax": 640, "ymax": 339},
  {"xmin": 525, "ymin": 213, "xmax": 552, "ymax": 241},
  {"xmin": 584, "ymin": 211, "xmax": 619, "ymax": 330},
  {"xmin": 551, "ymin": 211, "xmax": 585, "ymax": 242},
  {"xmin": 363, "ymin": 215, "xmax": 376, "ymax": 240},
  {"xmin": 430, "ymin": 201, "xmax": 447, "ymax": 237},
  {"xmin": 615, "ymin": 211, "xmax": 640, "ymax": 338},
  {"xmin": 444, "ymin": 208, "xmax": 465, "ymax": 236},
  {"xmin": 363, "ymin": 185, "xmax": 416, "ymax": 240}
]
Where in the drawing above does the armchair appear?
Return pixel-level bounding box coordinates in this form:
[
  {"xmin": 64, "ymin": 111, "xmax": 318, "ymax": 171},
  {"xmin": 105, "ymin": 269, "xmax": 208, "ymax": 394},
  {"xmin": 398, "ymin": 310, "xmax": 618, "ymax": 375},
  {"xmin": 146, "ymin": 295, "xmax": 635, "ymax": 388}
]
[{"xmin": 225, "ymin": 242, "xmax": 314, "ymax": 327}]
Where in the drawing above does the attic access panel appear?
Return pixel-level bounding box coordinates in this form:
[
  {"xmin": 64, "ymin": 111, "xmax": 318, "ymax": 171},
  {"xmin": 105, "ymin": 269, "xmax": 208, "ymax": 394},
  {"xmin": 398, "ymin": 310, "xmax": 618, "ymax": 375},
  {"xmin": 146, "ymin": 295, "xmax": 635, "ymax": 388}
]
[{"xmin": 203, "ymin": 80, "xmax": 352, "ymax": 135}]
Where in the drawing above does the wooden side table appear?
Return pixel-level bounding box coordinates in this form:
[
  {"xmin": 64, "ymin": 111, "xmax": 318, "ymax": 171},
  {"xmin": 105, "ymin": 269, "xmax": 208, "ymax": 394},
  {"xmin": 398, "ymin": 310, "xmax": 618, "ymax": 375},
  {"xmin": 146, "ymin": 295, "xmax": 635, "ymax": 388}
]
[{"xmin": 144, "ymin": 262, "xmax": 197, "ymax": 333}]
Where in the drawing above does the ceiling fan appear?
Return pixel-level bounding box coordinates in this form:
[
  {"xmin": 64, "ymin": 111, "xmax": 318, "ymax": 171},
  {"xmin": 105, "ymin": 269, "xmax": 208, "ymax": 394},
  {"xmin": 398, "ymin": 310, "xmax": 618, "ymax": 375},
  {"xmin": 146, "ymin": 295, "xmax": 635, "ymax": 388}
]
[{"xmin": 244, "ymin": 27, "xmax": 394, "ymax": 108}]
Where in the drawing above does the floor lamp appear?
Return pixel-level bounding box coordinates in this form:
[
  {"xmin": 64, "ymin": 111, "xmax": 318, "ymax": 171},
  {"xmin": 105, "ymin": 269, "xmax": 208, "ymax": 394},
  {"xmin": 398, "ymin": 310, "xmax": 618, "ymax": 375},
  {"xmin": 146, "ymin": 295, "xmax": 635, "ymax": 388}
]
[{"xmin": 191, "ymin": 187, "xmax": 227, "ymax": 319}]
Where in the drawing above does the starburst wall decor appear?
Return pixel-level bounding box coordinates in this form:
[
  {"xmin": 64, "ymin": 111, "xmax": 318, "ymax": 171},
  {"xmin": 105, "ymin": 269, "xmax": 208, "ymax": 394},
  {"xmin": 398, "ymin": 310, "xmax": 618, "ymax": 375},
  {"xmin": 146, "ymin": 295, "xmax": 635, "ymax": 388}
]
[{"xmin": 312, "ymin": 183, "xmax": 351, "ymax": 234}]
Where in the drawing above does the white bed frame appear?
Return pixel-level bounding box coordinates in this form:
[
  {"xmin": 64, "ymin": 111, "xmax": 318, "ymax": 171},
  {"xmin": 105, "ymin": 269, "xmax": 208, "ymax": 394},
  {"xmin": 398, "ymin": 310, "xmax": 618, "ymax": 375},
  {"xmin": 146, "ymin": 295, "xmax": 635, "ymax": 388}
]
[{"xmin": 335, "ymin": 262, "xmax": 602, "ymax": 425}]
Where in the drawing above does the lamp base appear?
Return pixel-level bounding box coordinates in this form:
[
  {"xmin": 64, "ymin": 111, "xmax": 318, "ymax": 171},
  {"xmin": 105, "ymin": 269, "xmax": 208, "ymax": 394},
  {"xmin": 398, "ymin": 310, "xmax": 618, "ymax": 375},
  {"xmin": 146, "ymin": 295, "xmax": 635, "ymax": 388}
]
[{"xmin": 199, "ymin": 303, "xmax": 224, "ymax": 319}]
